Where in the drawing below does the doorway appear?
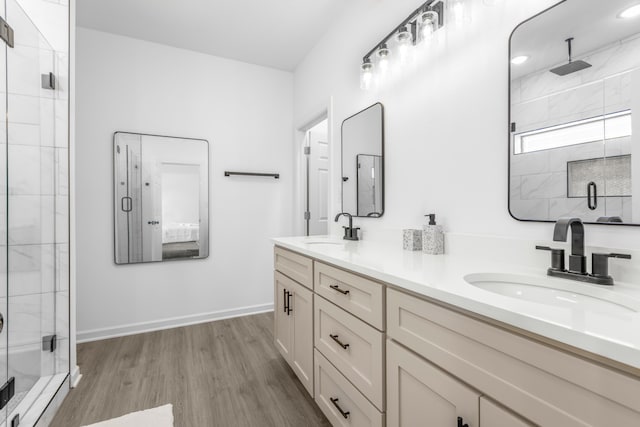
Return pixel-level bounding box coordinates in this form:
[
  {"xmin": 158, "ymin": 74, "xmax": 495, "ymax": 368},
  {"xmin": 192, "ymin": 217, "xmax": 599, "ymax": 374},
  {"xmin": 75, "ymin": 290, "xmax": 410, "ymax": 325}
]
[{"xmin": 304, "ymin": 119, "xmax": 329, "ymax": 236}]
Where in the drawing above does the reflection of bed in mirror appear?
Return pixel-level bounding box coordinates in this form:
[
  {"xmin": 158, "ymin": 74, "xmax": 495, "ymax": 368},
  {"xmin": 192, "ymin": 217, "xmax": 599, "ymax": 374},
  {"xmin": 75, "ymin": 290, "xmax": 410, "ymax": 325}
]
[{"xmin": 162, "ymin": 222, "xmax": 200, "ymax": 259}]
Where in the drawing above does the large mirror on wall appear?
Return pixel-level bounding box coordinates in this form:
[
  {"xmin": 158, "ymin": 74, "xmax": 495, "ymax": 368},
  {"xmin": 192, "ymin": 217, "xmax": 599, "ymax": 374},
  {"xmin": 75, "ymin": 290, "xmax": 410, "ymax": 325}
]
[
  {"xmin": 509, "ymin": 0, "xmax": 640, "ymax": 225},
  {"xmin": 341, "ymin": 103, "xmax": 384, "ymax": 217},
  {"xmin": 113, "ymin": 132, "xmax": 209, "ymax": 264}
]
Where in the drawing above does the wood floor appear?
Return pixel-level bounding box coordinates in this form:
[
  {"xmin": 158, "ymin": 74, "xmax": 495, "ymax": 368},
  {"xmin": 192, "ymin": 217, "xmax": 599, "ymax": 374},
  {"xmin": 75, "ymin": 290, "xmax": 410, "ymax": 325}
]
[{"xmin": 51, "ymin": 312, "xmax": 330, "ymax": 426}]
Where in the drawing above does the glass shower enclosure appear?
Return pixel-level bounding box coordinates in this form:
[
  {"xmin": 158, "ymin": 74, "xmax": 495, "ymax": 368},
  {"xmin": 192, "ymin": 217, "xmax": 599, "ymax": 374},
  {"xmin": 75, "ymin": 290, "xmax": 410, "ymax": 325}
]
[{"xmin": 0, "ymin": 0, "xmax": 69, "ymax": 424}]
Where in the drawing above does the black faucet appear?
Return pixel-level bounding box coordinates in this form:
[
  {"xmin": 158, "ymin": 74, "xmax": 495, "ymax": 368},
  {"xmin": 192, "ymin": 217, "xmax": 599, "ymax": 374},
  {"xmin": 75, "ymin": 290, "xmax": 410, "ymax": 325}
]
[
  {"xmin": 536, "ymin": 217, "xmax": 630, "ymax": 285},
  {"xmin": 335, "ymin": 213, "xmax": 360, "ymax": 241},
  {"xmin": 553, "ymin": 217, "xmax": 586, "ymax": 274}
]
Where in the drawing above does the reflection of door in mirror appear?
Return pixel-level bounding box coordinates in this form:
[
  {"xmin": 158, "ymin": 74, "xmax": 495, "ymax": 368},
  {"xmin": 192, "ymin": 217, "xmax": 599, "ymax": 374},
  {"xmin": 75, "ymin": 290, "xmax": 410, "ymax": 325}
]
[
  {"xmin": 114, "ymin": 132, "xmax": 209, "ymax": 264},
  {"xmin": 509, "ymin": 0, "xmax": 639, "ymax": 225},
  {"xmin": 161, "ymin": 164, "xmax": 201, "ymax": 259},
  {"xmin": 357, "ymin": 154, "xmax": 383, "ymax": 217}
]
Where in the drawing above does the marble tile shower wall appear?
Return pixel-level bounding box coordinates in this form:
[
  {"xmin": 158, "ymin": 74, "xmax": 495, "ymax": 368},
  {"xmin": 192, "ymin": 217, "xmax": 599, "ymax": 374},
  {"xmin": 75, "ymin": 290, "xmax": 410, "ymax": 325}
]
[
  {"xmin": 510, "ymin": 35, "xmax": 639, "ymax": 222},
  {"xmin": 511, "ymin": 137, "xmax": 632, "ymax": 221},
  {"xmin": 511, "ymin": 35, "xmax": 640, "ymax": 132},
  {"xmin": 0, "ymin": 0, "xmax": 70, "ymax": 398}
]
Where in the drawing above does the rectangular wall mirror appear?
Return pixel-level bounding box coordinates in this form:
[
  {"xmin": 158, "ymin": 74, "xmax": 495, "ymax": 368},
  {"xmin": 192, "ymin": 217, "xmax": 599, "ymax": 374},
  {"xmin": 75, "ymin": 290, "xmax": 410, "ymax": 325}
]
[
  {"xmin": 113, "ymin": 132, "xmax": 209, "ymax": 264},
  {"xmin": 509, "ymin": 0, "xmax": 639, "ymax": 225},
  {"xmin": 341, "ymin": 103, "xmax": 384, "ymax": 217}
]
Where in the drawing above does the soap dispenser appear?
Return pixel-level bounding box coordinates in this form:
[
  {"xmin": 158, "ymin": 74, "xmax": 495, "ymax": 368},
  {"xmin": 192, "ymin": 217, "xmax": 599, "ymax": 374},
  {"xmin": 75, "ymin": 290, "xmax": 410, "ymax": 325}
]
[{"xmin": 422, "ymin": 214, "xmax": 444, "ymax": 255}]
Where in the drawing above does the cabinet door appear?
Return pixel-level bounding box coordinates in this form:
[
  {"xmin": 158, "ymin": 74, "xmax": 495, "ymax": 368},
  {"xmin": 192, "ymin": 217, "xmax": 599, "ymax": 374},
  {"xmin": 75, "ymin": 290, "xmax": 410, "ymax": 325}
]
[
  {"xmin": 290, "ymin": 280, "xmax": 314, "ymax": 396},
  {"xmin": 274, "ymin": 272, "xmax": 292, "ymax": 362},
  {"xmin": 387, "ymin": 340, "xmax": 480, "ymax": 427},
  {"xmin": 480, "ymin": 398, "xmax": 533, "ymax": 427}
]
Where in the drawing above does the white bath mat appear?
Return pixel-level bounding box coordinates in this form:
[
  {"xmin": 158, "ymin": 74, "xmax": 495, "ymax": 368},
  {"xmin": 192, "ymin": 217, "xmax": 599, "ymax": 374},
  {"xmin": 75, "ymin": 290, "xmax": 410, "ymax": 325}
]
[{"xmin": 82, "ymin": 404, "xmax": 174, "ymax": 427}]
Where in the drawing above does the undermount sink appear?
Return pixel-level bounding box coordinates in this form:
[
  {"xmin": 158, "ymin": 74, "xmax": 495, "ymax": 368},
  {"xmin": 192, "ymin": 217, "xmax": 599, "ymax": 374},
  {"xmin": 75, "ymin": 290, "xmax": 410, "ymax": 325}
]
[
  {"xmin": 303, "ymin": 238, "xmax": 344, "ymax": 246},
  {"xmin": 464, "ymin": 273, "xmax": 640, "ymax": 314}
]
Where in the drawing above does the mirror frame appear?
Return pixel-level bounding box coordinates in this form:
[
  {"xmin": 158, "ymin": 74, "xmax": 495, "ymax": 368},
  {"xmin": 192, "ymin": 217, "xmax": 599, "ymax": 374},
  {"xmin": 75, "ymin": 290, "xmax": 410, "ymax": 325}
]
[
  {"xmin": 340, "ymin": 102, "xmax": 385, "ymax": 218},
  {"xmin": 112, "ymin": 131, "xmax": 211, "ymax": 264},
  {"xmin": 507, "ymin": 1, "xmax": 637, "ymax": 227}
]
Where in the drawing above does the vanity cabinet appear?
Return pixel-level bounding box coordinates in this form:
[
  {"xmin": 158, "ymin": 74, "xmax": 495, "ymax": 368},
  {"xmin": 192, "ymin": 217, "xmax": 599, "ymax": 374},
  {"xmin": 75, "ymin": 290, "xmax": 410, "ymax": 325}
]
[
  {"xmin": 274, "ymin": 244, "xmax": 640, "ymax": 427},
  {"xmin": 387, "ymin": 288, "xmax": 640, "ymax": 426},
  {"xmin": 273, "ymin": 251, "xmax": 314, "ymax": 396}
]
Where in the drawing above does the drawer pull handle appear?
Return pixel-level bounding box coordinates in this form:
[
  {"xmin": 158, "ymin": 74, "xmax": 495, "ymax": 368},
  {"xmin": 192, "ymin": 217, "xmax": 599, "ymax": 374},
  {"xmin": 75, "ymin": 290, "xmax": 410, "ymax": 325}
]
[
  {"xmin": 286, "ymin": 291, "xmax": 292, "ymax": 315},
  {"xmin": 329, "ymin": 284, "xmax": 350, "ymax": 295},
  {"xmin": 330, "ymin": 397, "xmax": 350, "ymax": 419},
  {"xmin": 457, "ymin": 417, "xmax": 469, "ymax": 427},
  {"xmin": 329, "ymin": 334, "xmax": 350, "ymax": 349}
]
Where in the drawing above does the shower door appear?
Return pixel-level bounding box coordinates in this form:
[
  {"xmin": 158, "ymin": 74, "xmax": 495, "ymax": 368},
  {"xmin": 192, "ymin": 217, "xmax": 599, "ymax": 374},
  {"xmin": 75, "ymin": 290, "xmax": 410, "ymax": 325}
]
[
  {"xmin": 0, "ymin": 0, "xmax": 9, "ymax": 423},
  {"xmin": 1, "ymin": 0, "xmax": 68, "ymax": 423}
]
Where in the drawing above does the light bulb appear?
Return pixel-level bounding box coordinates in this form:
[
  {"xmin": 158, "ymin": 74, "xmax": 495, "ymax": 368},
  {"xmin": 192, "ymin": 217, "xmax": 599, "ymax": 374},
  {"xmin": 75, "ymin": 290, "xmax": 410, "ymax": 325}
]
[
  {"xmin": 376, "ymin": 44, "xmax": 390, "ymax": 72},
  {"xmin": 418, "ymin": 11, "xmax": 438, "ymax": 43},
  {"xmin": 394, "ymin": 26, "xmax": 414, "ymax": 67},
  {"xmin": 450, "ymin": 0, "xmax": 471, "ymax": 26},
  {"xmin": 618, "ymin": 4, "xmax": 640, "ymax": 19},
  {"xmin": 360, "ymin": 59, "xmax": 374, "ymax": 90}
]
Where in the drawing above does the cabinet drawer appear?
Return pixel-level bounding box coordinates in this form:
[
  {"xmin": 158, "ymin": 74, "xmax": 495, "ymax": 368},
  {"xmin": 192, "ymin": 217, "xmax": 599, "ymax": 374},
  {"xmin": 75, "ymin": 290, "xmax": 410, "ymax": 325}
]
[
  {"xmin": 315, "ymin": 349, "xmax": 384, "ymax": 427},
  {"xmin": 314, "ymin": 261, "xmax": 384, "ymax": 330},
  {"xmin": 274, "ymin": 246, "xmax": 313, "ymax": 290},
  {"xmin": 480, "ymin": 397, "xmax": 534, "ymax": 427},
  {"xmin": 315, "ymin": 296, "xmax": 384, "ymax": 410},
  {"xmin": 387, "ymin": 288, "xmax": 640, "ymax": 426}
]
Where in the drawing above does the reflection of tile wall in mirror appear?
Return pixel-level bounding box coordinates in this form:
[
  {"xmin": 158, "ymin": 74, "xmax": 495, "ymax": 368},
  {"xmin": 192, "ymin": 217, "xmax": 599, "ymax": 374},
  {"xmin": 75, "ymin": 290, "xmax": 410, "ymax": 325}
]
[{"xmin": 567, "ymin": 155, "xmax": 631, "ymax": 197}]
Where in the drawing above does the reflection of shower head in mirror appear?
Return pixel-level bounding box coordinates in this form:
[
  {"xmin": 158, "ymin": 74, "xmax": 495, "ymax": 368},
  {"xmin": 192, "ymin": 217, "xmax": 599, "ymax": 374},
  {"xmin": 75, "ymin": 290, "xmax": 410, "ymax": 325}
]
[{"xmin": 549, "ymin": 37, "xmax": 592, "ymax": 76}]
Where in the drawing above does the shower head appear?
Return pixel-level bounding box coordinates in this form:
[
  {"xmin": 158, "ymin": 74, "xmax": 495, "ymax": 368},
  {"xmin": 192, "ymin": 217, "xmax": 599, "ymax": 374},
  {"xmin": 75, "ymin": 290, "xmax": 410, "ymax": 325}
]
[{"xmin": 550, "ymin": 37, "xmax": 591, "ymax": 76}]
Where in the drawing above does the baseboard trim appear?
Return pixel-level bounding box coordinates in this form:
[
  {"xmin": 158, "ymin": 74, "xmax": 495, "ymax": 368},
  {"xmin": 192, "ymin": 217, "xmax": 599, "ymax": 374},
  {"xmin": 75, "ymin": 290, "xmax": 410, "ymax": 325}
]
[
  {"xmin": 77, "ymin": 303, "xmax": 274, "ymax": 343},
  {"xmin": 71, "ymin": 365, "xmax": 82, "ymax": 388}
]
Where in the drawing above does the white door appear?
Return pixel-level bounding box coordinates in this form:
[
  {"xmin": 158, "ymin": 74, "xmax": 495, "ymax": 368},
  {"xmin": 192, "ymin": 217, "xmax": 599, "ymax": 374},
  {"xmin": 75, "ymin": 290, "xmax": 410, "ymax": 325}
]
[{"xmin": 307, "ymin": 120, "xmax": 329, "ymax": 235}]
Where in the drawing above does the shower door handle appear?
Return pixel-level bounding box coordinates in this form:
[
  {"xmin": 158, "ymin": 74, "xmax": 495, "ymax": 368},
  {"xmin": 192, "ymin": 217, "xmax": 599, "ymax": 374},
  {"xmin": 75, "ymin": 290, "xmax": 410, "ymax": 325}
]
[
  {"xmin": 587, "ymin": 181, "xmax": 597, "ymax": 210},
  {"xmin": 121, "ymin": 196, "xmax": 133, "ymax": 212}
]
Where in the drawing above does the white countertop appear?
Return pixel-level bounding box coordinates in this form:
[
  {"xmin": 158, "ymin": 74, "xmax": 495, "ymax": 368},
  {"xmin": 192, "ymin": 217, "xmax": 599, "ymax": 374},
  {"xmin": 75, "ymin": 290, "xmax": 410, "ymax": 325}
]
[{"xmin": 273, "ymin": 234, "xmax": 640, "ymax": 372}]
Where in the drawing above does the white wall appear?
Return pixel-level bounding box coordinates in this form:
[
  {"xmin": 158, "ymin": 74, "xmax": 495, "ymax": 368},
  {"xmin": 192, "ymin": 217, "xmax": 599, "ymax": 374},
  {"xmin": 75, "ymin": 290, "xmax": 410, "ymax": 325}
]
[
  {"xmin": 293, "ymin": 0, "xmax": 640, "ymax": 250},
  {"xmin": 76, "ymin": 28, "xmax": 294, "ymax": 340}
]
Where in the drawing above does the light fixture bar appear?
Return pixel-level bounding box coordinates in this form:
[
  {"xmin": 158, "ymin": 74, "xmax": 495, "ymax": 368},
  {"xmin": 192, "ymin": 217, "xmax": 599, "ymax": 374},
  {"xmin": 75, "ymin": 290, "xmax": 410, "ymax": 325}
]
[{"xmin": 362, "ymin": 0, "xmax": 444, "ymax": 62}]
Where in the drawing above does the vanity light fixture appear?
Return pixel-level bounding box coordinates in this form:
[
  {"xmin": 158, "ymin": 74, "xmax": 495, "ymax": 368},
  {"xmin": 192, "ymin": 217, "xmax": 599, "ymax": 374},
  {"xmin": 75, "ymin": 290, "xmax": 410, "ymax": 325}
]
[
  {"xmin": 618, "ymin": 4, "xmax": 640, "ymax": 19},
  {"xmin": 395, "ymin": 26, "xmax": 414, "ymax": 66},
  {"xmin": 376, "ymin": 43, "xmax": 391, "ymax": 71},
  {"xmin": 359, "ymin": 0, "xmax": 445, "ymax": 91},
  {"xmin": 418, "ymin": 10, "xmax": 439, "ymax": 42},
  {"xmin": 511, "ymin": 55, "xmax": 529, "ymax": 65},
  {"xmin": 360, "ymin": 58, "xmax": 374, "ymax": 90}
]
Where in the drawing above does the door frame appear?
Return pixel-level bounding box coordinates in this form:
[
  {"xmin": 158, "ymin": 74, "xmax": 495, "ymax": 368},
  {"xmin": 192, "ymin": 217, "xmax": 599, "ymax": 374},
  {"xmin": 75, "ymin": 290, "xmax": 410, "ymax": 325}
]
[{"xmin": 294, "ymin": 104, "xmax": 332, "ymax": 236}]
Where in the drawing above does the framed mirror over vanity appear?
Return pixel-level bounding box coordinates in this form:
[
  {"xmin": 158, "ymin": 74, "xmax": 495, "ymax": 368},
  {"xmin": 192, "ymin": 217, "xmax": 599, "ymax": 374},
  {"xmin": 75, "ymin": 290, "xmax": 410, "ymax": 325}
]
[
  {"xmin": 341, "ymin": 103, "xmax": 385, "ymax": 217},
  {"xmin": 509, "ymin": 0, "xmax": 639, "ymax": 225},
  {"xmin": 113, "ymin": 132, "xmax": 209, "ymax": 264}
]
